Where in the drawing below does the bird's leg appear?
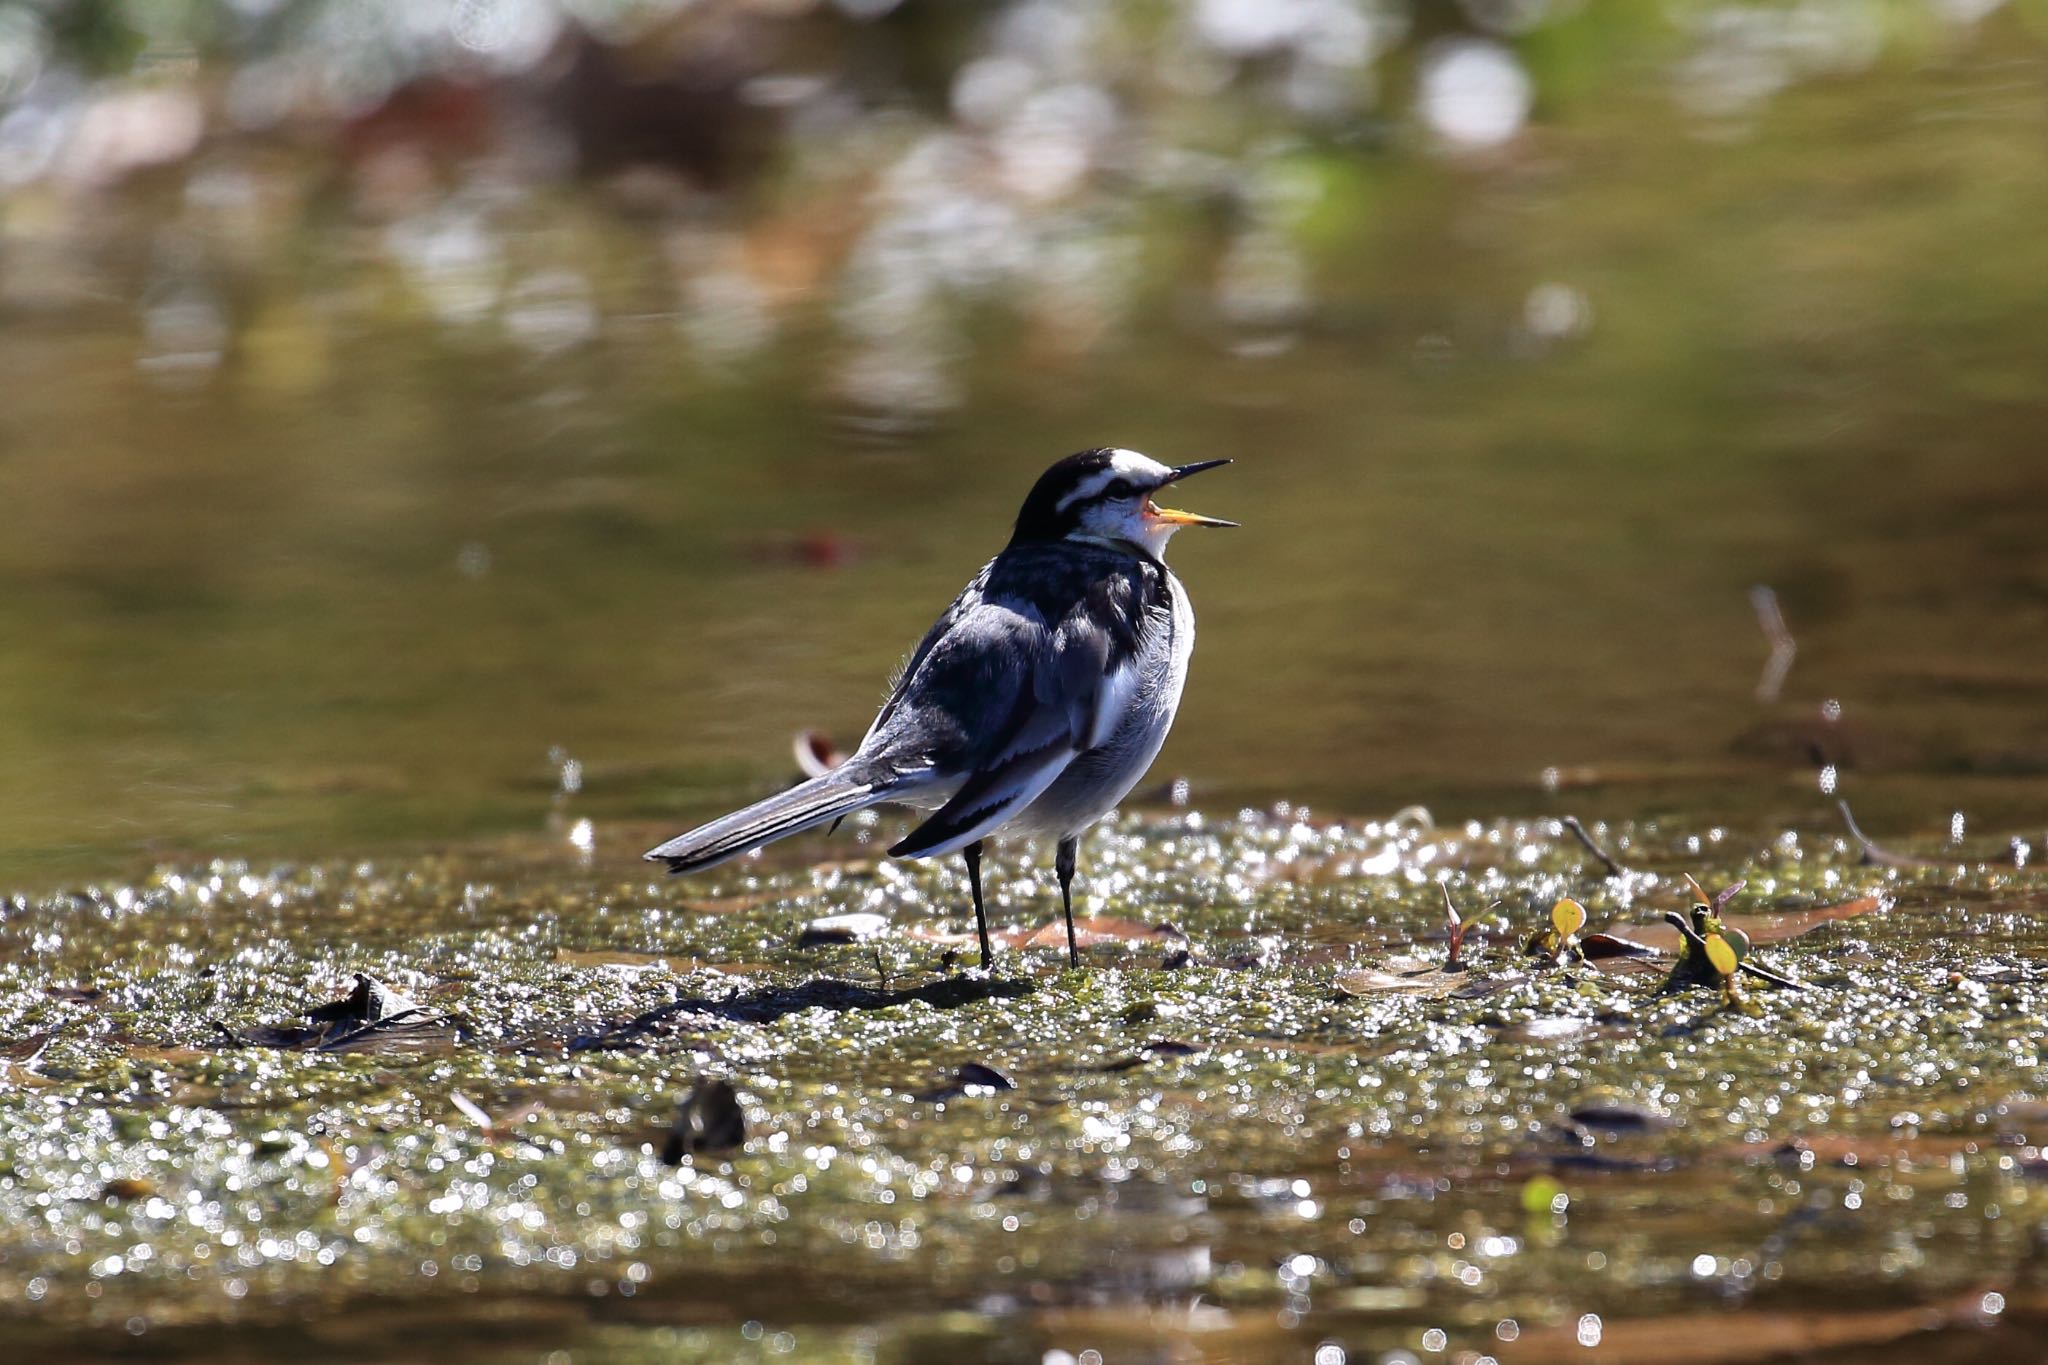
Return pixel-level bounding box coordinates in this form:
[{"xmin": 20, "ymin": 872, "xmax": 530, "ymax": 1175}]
[
  {"xmin": 1056, "ymin": 836, "xmax": 1080, "ymax": 969},
  {"xmin": 964, "ymin": 841, "xmax": 992, "ymax": 969}
]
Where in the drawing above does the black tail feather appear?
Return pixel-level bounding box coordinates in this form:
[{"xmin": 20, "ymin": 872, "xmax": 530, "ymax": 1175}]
[{"xmin": 645, "ymin": 769, "xmax": 884, "ymax": 875}]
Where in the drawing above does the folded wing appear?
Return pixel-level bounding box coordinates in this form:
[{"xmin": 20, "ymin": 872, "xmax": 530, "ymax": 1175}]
[{"xmin": 881, "ymin": 572, "xmax": 1142, "ymax": 860}]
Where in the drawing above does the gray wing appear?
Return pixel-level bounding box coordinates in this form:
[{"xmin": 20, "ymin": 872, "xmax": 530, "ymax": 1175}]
[
  {"xmin": 877, "ymin": 603, "xmax": 1087, "ymax": 858},
  {"xmin": 877, "ymin": 599, "xmax": 1141, "ymax": 859},
  {"xmin": 859, "ymin": 544, "xmax": 1156, "ymax": 859},
  {"xmin": 858, "ymin": 558, "xmax": 994, "ymax": 754}
]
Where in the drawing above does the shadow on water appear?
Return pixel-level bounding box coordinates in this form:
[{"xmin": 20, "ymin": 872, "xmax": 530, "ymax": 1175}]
[{"xmin": 568, "ymin": 973, "xmax": 1038, "ymax": 1051}]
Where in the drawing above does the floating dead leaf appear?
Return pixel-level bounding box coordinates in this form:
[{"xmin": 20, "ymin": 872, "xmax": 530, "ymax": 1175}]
[
  {"xmin": 796, "ymin": 911, "xmax": 889, "ymax": 947},
  {"xmin": 661, "ymin": 1079, "xmax": 747, "ymax": 1163},
  {"xmin": 910, "ymin": 916, "xmax": 1174, "ymax": 951},
  {"xmin": 1625, "ymin": 895, "xmax": 1884, "ymax": 951},
  {"xmin": 1581, "ymin": 931, "xmax": 1660, "ymax": 960},
  {"xmin": 572, "ymin": 975, "xmax": 1033, "ymax": 1052},
  {"xmin": 1, "ymin": 1031, "xmax": 56, "ymax": 1064},
  {"xmin": 1213, "ymin": 941, "xmax": 1274, "ymax": 971},
  {"xmin": 1334, "ymin": 961, "xmax": 1505, "ymax": 999},
  {"xmin": 1735, "ymin": 1132, "xmax": 1982, "ymax": 1171},
  {"xmin": 309, "ymin": 973, "xmax": 421, "ymax": 1024},
  {"xmin": 101, "ymin": 1177, "xmax": 157, "ymax": 1201},
  {"xmin": 1500, "ymin": 1288, "xmax": 2005, "ymax": 1364},
  {"xmin": 555, "ymin": 948, "xmax": 689, "ymax": 972},
  {"xmin": 1585, "ymin": 953, "xmax": 1668, "ymax": 980},
  {"xmin": 121, "ymin": 1044, "xmax": 211, "ymax": 1067}
]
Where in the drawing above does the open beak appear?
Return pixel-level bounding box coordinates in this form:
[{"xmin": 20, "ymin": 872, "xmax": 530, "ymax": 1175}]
[{"xmin": 1148, "ymin": 459, "xmax": 1239, "ymax": 528}]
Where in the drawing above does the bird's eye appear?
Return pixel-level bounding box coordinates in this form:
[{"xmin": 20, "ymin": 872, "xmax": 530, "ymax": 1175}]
[{"xmin": 1103, "ymin": 479, "xmax": 1134, "ymax": 500}]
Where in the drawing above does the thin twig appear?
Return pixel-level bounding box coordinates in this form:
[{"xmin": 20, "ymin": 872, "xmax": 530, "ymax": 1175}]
[
  {"xmin": 1662, "ymin": 909, "xmax": 1708, "ymax": 951},
  {"xmin": 1838, "ymin": 799, "xmax": 1944, "ymax": 869},
  {"xmin": 1562, "ymin": 816, "xmax": 1628, "ymax": 877},
  {"xmin": 1750, "ymin": 585, "xmax": 1796, "ymax": 703},
  {"xmin": 1738, "ymin": 958, "xmax": 1806, "ymax": 991}
]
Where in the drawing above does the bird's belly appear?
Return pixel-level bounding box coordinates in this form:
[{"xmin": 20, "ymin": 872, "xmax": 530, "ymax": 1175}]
[
  {"xmin": 1016, "ymin": 709, "xmax": 1176, "ymax": 837},
  {"xmin": 1016, "ymin": 589, "xmax": 1193, "ymax": 839}
]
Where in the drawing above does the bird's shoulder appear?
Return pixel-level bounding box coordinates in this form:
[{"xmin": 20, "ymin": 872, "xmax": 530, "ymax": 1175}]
[
  {"xmin": 979, "ymin": 538, "xmax": 1172, "ymax": 628},
  {"xmin": 860, "ymin": 541, "xmax": 1170, "ymax": 763}
]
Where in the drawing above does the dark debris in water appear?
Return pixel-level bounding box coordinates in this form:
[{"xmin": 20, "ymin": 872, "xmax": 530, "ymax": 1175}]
[
  {"xmin": 213, "ymin": 972, "xmax": 469, "ymax": 1054},
  {"xmin": 915, "ymin": 1062, "xmax": 1016, "ymax": 1103},
  {"xmin": 660, "ymin": 1079, "xmax": 748, "ymax": 1164}
]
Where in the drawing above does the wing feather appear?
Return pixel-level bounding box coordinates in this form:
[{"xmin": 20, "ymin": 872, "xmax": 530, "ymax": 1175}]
[
  {"xmin": 857, "ymin": 542, "xmax": 1164, "ymax": 857},
  {"xmin": 887, "ymin": 735, "xmax": 1073, "ymax": 858}
]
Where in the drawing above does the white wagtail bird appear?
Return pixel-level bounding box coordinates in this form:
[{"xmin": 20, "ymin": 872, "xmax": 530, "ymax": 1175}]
[{"xmin": 645, "ymin": 448, "xmax": 1235, "ymax": 968}]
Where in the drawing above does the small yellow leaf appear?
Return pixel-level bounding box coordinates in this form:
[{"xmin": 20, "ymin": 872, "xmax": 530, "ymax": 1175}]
[
  {"xmin": 1684, "ymin": 874, "xmax": 1711, "ymax": 908},
  {"xmin": 1704, "ymin": 934, "xmax": 1739, "ymax": 977},
  {"xmin": 1551, "ymin": 899, "xmax": 1587, "ymax": 937}
]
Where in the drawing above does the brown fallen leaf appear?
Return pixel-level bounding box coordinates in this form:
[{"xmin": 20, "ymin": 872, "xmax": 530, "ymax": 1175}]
[
  {"xmin": 1723, "ymin": 1131, "xmax": 1986, "ymax": 1171},
  {"xmin": 555, "ymin": 947, "xmax": 690, "ymax": 971},
  {"xmin": 1621, "ymin": 894, "xmax": 1885, "ymax": 952},
  {"xmin": 1, "ymin": 1031, "xmax": 56, "ymax": 1064},
  {"xmin": 1501, "ymin": 1288, "xmax": 2016, "ymax": 1364},
  {"xmin": 909, "ymin": 916, "xmax": 1174, "ymax": 950},
  {"xmin": 44, "ymin": 985, "xmax": 105, "ymax": 1005},
  {"xmin": 1336, "ymin": 961, "xmax": 1510, "ymax": 999}
]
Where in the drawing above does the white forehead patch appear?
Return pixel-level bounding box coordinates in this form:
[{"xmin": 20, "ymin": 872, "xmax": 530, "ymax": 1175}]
[{"xmin": 1107, "ymin": 448, "xmax": 1172, "ymax": 482}]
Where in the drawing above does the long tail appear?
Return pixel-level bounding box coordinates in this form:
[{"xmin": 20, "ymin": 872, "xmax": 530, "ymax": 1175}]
[{"xmin": 643, "ymin": 766, "xmax": 889, "ymax": 875}]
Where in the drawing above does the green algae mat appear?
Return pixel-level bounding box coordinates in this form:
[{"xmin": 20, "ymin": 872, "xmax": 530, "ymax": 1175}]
[{"xmin": 5, "ymin": 808, "xmax": 2046, "ymax": 1362}]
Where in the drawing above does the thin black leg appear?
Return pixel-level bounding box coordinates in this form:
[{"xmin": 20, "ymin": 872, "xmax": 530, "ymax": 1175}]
[
  {"xmin": 1056, "ymin": 836, "xmax": 1079, "ymax": 968},
  {"xmin": 964, "ymin": 841, "xmax": 992, "ymax": 969}
]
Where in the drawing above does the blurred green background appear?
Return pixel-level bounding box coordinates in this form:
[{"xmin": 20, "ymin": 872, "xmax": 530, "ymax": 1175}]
[{"xmin": 3, "ymin": 0, "xmax": 2047, "ymax": 883}]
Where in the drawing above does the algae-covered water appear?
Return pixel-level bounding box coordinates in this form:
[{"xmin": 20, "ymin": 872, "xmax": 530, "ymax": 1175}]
[
  {"xmin": 7, "ymin": 2, "xmax": 2048, "ymax": 1360},
  {"xmin": 4, "ymin": 814, "xmax": 2047, "ymax": 1362}
]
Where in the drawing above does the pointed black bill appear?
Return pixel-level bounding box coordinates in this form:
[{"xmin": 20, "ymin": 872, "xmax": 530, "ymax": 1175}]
[{"xmin": 1152, "ymin": 459, "xmax": 1238, "ymax": 527}]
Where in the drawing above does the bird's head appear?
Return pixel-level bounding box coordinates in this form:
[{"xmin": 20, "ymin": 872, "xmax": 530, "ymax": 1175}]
[{"xmin": 1011, "ymin": 448, "xmax": 1237, "ymax": 557}]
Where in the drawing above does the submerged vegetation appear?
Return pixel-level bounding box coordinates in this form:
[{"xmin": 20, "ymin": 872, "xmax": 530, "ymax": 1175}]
[{"xmin": 4, "ymin": 806, "xmax": 2046, "ymax": 1359}]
